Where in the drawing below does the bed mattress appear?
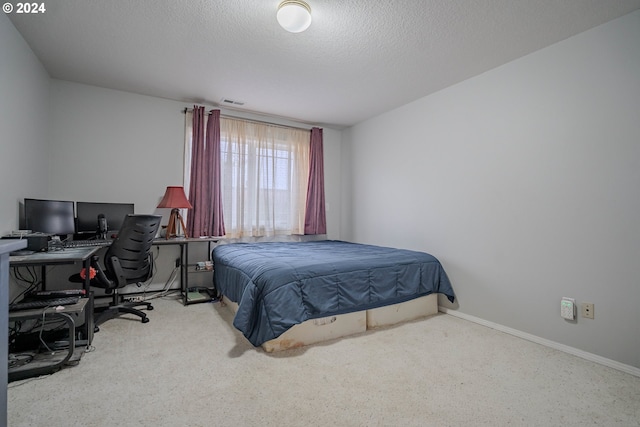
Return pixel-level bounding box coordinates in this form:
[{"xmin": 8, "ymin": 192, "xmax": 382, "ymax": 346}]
[{"xmin": 213, "ymin": 240, "xmax": 454, "ymax": 347}]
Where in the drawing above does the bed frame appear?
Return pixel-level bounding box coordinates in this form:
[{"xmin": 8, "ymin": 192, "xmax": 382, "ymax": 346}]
[{"xmin": 221, "ymin": 293, "xmax": 438, "ymax": 352}]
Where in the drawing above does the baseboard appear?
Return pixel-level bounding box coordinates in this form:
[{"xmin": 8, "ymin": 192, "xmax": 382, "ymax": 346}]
[{"xmin": 439, "ymin": 307, "xmax": 640, "ymax": 378}]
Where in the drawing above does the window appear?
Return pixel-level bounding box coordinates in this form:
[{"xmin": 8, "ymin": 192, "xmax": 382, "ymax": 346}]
[{"xmin": 184, "ymin": 112, "xmax": 310, "ymax": 238}]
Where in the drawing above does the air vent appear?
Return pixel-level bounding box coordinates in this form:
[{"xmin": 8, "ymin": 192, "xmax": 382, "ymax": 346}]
[{"xmin": 220, "ymin": 98, "xmax": 245, "ymax": 106}]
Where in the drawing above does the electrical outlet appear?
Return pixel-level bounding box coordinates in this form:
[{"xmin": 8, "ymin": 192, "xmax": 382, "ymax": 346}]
[
  {"xmin": 561, "ymin": 297, "xmax": 575, "ymax": 320},
  {"xmin": 582, "ymin": 302, "xmax": 594, "ymax": 319}
]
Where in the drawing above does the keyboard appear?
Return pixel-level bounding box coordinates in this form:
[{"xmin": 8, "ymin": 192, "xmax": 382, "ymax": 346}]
[
  {"xmin": 9, "ymin": 296, "xmax": 80, "ymax": 312},
  {"xmin": 64, "ymin": 239, "xmax": 111, "ymax": 248}
]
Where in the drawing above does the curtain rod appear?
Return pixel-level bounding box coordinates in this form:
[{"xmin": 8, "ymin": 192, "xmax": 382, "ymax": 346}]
[{"xmin": 183, "ymin": 107, "xmax": 314, "ymax": 131}]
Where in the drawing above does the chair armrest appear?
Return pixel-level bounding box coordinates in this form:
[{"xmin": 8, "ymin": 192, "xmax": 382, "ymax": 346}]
[
  {"xmin": 108, "ymin": 256, "xmax": 127, "ymax": 288},
  {"xmin": 90, "ymin": 255, "xmax": 112, "ymax": 289}
]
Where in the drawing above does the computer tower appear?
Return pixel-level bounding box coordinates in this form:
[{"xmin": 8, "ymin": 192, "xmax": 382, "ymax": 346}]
[{"xmin": 1, "ymin": 234, "xmax": 51, "ymax": 252}]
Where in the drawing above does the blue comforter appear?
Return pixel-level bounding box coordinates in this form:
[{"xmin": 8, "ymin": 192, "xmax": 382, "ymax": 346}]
[{"xmin": 213, "ymin": 240, "xmax": 455, "ymax": 346}]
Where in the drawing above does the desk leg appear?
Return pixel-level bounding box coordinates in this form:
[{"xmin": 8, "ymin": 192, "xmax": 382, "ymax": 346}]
[
  {"xmin": 82, "ymin": 257, "xmax": 92, "ymax": 293},
  {"xmin": 81, "ymin": 259, "xmax": 93, "ymax": 341},
  {"xmin": 208, "ymin": 240, "xmax": 219, "ymax": 299},
  {"xmin": 181, "ymin": 243, "xmax": 188, "ymax": 305},
  {"xmin": 41, "ymin": 265, "xmax": 47, "ymax": 290}
]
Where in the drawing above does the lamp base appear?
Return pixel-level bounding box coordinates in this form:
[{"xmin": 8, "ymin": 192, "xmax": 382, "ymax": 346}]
[{"xmin": 166, "ymin": 208, "xmax": 189, "ymax": 239}]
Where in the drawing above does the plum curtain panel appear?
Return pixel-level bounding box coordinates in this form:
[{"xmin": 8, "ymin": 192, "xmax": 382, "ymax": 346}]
[
  {"xmin": 209, "ymin": 112, "xmax": 226, "ymax": 237},
  {"xmin": 185, "ymin": 107, "xmax": 225, "ymax": 237},
  {"xmin": 304, "ymin": 127, "xmax": 326, "ymax": 235}
]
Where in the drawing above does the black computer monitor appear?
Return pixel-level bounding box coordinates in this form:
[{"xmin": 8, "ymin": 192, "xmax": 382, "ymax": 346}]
[
  {"xmin": 75, "ymin": 202, "xmax": 135, "ymax": 234},
  {"xmin": 24, "ymin": 198, "xmax": 76, "ymax": 236}
]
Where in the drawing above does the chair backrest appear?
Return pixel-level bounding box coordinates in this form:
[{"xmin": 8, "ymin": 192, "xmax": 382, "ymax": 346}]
[{"xmin": 104, "ymin": 214, "xmax": 161, "ymax": 285}]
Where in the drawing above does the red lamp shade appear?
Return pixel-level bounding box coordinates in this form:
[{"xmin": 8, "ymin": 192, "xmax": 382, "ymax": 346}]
[
  {"xmin": 157, "ymin": 186, "xmax": 192, "ymax": 239},
  {"xmin": 157, "ymin": 186, "xmax": 193, "ymax": 209}
]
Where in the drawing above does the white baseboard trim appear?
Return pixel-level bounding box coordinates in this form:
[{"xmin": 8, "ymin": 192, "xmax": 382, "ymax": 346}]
[{"xmin": 439, "ymin": 307, "xmax": 640, "ymax": 378}]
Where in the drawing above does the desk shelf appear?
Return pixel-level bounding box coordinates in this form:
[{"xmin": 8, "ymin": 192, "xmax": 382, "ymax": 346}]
[
  {"xmin": 185, "ymin": 287, "xmax": 216, "ymax": 303},
  {"xmin": 8, "ymin": 347, "xmax": 82, "ymax": 382},
  {"xmin": 8, "ymin": 299, "xmax": 89, "ymax": 382}
]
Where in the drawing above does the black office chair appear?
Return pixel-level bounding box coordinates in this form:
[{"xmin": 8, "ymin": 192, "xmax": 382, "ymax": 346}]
[{"xmin": 73, "ymin": 214, "xmax": 161, "ymax": 328}]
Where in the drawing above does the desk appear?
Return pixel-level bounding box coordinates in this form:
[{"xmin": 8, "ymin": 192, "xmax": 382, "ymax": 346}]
[
  {"xmin": 8, "ymin": 298, "xmax": 89, "ymax": 382},
  {"xmin": 153, "ymin": 237, "xmax": 220, "ymax": 305},
  {"xmin": 9, "ymin": 246, "xmax": 102, "ymax": 292}
]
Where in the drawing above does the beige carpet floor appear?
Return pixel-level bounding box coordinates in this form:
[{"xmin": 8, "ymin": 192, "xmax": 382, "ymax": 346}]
[{"xmin": 7, "ymin": 296, "xmax": 640, "ymax": 426}]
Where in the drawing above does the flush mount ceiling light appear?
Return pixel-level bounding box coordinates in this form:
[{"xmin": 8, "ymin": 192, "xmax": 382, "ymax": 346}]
[{"xmin": 277, "ymin": 0, "xmax": 312, "ymax": 33}]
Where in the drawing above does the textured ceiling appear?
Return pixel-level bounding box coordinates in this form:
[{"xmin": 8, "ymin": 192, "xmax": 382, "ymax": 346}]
[{"xmin": 9, "ymin": 0, "xmax": 640, "ymax": 129}]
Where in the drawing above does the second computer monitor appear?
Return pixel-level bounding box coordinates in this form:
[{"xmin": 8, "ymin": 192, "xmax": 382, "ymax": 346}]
[{"xmin": 76, "ymin": 202, "xmax": 134, "ymax": 235}]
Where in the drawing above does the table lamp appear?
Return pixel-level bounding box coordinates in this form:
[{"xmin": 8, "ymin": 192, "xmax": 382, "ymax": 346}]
[{"xmin": 157, "ymin": 186, "xmax": 193, "ymax": 239}]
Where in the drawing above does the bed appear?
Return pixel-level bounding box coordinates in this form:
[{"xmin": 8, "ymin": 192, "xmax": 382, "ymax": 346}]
[{"xmin": 213, "ymin": 240, "xmax": 455, "ymax": 350}]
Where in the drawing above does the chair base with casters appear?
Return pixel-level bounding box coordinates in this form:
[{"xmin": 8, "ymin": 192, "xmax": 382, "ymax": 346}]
[{"xmin": 93, "ymin": 288, "xmax": 154, "ymax": 332}]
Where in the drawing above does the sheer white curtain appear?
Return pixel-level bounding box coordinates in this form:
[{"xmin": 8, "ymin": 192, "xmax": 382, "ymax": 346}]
[
  {"xmin": 184, "ymin": 113, "xmax": 310, "ymax": 238},
  {"xmin": 220, "ymin": 118, "xmax": 309, "ymax": 237}
]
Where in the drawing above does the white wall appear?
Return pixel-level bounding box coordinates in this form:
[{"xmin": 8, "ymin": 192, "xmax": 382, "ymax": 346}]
[
  {"xmin": 320, "ymin": 127, "xmax": 342, "ymax": 240},
  {"xmin": 0, "ymin": 14, "xmax": 50, "ymax": 235},
  {"xmin": 343, "ymin": 11, "xmax": 640, "ymax": 368}
]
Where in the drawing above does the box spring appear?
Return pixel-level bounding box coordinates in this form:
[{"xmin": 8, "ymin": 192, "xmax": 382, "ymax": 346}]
[{"xmin": 222, "ymin": 293, "xmax": 438, "ymax": 352}]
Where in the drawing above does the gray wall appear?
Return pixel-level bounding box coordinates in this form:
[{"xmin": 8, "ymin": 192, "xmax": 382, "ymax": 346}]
[
  {"xmin": 0, "ymin": 13, "xmax": 50, "ymax": 235},
  {"xmin": 342, "ymin": 11, "xmax": 640, "ymax": 368}
]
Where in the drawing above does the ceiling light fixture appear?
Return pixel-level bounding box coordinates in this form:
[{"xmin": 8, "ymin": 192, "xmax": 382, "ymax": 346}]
[{"xmin": 277, "ymin": 0, "xmax": 312, "ymax": 33}]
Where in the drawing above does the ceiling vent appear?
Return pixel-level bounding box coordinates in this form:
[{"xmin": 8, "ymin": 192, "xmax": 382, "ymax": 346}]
[{"xmin": 220, "ymin": 98, "xmax": 245, "ymax": 106}]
